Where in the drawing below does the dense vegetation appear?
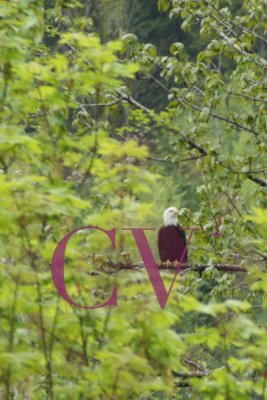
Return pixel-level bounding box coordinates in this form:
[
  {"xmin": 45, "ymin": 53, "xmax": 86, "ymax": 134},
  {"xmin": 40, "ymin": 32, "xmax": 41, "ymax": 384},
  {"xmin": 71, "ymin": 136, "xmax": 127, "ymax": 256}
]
[{"xmin": 0, "ymin": 0, "xmax": 266, "ymax": 399}]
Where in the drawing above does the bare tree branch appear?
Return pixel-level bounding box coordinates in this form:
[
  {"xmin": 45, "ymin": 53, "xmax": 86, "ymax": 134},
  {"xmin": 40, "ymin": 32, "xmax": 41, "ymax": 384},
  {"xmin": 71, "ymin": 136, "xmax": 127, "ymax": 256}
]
[
  {"xmin": 97, "ymin": 261, "xmax": 247, "ymax": 274},
  {"xmin": 173, "ymin": 371, "xmax": 208, "ymax": 378},
  {"xmin": 81, "ymin": 98, "xmax": 122, "ymax": 108},
  {"xmin": 205, "ymin": 0, "xmax": 267, "ymax": 45},
  {"xmin": 180, "ymin": 99, "xmax": 260, "ymax": 137},
  {"xmin": 211, "ymin": 24, "xmax": 267, "ymax": 68},
  {"xmin": 117, "ymin": 90, "xmax": 151, "ymax": 114},
  {"xmin": 229, "ymin": 92, "xmax": 267, "ymax": 104},
  {"xmin": 247, "ymin": 174, "xmax": 267, "ymax": 187}
]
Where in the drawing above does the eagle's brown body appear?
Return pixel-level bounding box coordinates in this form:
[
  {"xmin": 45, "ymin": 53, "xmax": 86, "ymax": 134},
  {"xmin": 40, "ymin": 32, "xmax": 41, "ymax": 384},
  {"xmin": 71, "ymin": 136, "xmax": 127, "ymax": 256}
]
[{"xmin": 157, "ymin": 225, "xmax": 187, "ymax": 263}]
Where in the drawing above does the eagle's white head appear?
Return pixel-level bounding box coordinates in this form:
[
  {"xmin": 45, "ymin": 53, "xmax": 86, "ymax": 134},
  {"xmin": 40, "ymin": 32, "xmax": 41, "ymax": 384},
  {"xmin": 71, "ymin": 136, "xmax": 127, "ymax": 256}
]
[{"xmin": 163, "ymin": 207, "xmax": 178, "ymax": 226}]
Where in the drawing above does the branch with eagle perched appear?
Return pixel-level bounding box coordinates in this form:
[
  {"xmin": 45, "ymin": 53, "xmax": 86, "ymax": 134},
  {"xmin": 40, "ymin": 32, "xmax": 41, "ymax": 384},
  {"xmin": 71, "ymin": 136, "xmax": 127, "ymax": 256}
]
[{"xmin": 91, "ymin": 260, "xmax": 247, "ymax": 275}]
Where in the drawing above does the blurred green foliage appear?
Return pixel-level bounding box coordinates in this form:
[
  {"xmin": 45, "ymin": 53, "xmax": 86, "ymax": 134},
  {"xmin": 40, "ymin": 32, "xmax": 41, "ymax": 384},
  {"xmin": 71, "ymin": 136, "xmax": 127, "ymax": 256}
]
[{"xmin": 0, "ymin": 0, "xmax": 266, "ymax": 399}]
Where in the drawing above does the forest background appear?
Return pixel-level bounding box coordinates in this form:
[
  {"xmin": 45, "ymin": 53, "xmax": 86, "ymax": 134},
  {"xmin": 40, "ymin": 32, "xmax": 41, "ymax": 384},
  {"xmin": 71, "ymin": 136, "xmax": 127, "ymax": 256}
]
[{"xmin": 0, "ymin": 0, "xmax": 266, "ymax": 399}]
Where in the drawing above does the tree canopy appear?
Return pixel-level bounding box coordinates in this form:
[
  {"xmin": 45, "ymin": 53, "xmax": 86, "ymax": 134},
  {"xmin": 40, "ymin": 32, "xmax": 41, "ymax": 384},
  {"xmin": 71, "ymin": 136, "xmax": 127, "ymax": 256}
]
[{"xmin": 0, "ymin": 0, "xmax": 266, "ymax": 399}]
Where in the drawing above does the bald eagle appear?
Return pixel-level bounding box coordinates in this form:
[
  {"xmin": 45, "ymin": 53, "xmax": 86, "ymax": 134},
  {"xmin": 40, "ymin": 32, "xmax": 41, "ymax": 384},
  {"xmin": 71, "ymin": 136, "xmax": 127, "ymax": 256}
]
[{"xmin": 157, "ymin": 207, "xmax": 188, "ymax": 263}]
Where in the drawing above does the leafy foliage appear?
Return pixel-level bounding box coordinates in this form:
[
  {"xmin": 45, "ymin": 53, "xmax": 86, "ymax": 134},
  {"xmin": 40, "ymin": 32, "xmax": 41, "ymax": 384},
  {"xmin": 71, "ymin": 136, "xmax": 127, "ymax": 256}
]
[{"xmin": 0, "ymin": 0, "xmax": 266, "ymax": 399}]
